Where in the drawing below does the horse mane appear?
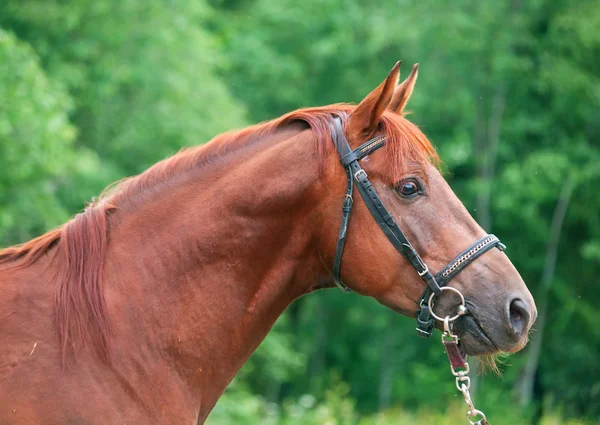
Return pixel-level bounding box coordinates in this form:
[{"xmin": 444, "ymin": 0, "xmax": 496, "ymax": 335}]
[{"xmin": 0, "ymin": 103, "xmax": 438, "ymax": 364}]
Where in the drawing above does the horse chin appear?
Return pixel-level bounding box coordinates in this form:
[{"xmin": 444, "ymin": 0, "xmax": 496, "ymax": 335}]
[{"xmin": 454, "ymin": 315, "xmax": 501, "ymax": 357}]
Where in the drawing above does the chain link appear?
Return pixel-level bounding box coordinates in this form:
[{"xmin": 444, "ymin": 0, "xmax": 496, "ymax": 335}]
[{"xmin": 443, "ymin": 322, "xmax": 488, "ymax": 425}]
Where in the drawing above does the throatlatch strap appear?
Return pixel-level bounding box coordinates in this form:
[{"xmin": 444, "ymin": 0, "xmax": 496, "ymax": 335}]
[
  {"xmin": 331, "ymin": 117, "xmax": 353, "ymax": 292},
  {"xmin": 332, "ymin": 170, "xmax": 353, "ymax": 292}
]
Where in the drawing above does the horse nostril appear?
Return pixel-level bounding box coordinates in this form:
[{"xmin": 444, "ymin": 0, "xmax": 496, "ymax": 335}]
[{"xmin": 509, "ymin": 298, "xmax": 530, "ymax": 336}]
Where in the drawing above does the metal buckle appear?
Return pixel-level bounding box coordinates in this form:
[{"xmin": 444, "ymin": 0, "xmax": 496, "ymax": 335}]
[
  {"xmin": 353, "ymin": 169, "xmax": 367, "ymax": 180},
  {"xmin": 417, "ymin": 264, "xmax": 429, "ymax": 277}
]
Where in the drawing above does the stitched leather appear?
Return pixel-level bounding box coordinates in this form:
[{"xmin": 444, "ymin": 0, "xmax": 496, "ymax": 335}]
[
  {"xmin": 352, "ymin": 166, "xmax": 441, "ymax": 294},
  {"xmin": 415, "ymin": 235, "xmax": 506, "ymax": 337},
  {"xmin": 330, "ymin": 117, "xmax": 354, "ymax": 292},
  {"xmin": 331, "ymin": 115, "xmax": 441, "ymax": 296},
  {"xmin": 436, "ymin": 235, "xmax": 505, "ymax": 287},
  {"xmin": 443, "ymin": 339, "xmax": 468, "ymax": 370},
  {"xmin": 328, "ymin": 114, "xmax": 506, "ymax": 339}
]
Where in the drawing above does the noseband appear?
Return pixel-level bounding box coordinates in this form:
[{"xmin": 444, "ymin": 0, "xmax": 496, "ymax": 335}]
[{"xmin": 329, "ymin": 114, "xmax": 506, "ymax": 338}]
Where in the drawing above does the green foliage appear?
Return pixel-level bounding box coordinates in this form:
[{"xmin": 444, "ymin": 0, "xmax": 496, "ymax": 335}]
[
  {"xmin": 0, "ymin": 29, "xmax": 77, "ymax": 243},
  {"xmin": 207, "ymin": 382, "xmax": 597, "ymax": 425},
  {"xmin": 1, "ymin": 0, "xmax": 599, "ymax": 423},
  {"xmin": 1, "ymin": 0, "xmax": 247, "ymax": 178}
]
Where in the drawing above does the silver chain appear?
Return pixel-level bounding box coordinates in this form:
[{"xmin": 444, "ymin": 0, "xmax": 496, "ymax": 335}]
[{"xmin": 443, "ymin": 319, "xmax": 488, "ymax": 425}]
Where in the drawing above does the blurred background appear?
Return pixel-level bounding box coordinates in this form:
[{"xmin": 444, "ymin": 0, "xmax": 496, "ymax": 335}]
[{"xmin": 1, "ymin": 0, "xmax": 599, "ymax": 424}]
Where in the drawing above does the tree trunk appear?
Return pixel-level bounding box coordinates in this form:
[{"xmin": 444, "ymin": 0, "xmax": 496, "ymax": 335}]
[
  {"xmin": 471, "ymin": 81, "xmax": 507, "ymax": 396},
  {"xmin": 515, "ymin": 176, "xmax": 575, "ymax": 406},
  {"xmin": 476, "ymin": 82, "xmax": 507, "ymax": 230}
]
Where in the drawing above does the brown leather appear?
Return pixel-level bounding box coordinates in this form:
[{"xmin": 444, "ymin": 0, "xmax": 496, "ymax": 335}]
[{"xmin": 443, "ymin": 339, "xmax": 467, "ymax": 370}]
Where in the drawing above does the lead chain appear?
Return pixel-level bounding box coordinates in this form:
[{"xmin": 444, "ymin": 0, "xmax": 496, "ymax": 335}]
[{"xmin": 444, "ymin": 322, "xmax": 489, "ymax": 425}]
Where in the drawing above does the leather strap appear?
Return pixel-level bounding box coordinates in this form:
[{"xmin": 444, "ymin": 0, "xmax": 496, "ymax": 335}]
[
  {"xmin": 443, "ymin": 339, "xmax": 468, "ymax": 370},
  {"xmin": 328, "ymin": 114, "xmax": 506, "ymax": 339},
  {"xmin": 331, "ymin": 118, "xmax": 353, "ymax": 292},
  {"xmin": 415, "ymin": 234, "xmax": 506, "ymax": 338},
  {"xmin": 436, "ymin": 234, "xmax": 505, "ymax": 287},
  {"xmin": 330, "ymin": 117, "xmax": 390, "ymax": 292},
  {"xmin": 352, "ymin": 164, "xmax": 441, "ymax": 295},
  {"xmin": 330, "ymin": 115, "xmax": 441, "ymax": 296},
  {"xmin": 340, "ymin": 136, "xmax": 386, "ymax": 167}
]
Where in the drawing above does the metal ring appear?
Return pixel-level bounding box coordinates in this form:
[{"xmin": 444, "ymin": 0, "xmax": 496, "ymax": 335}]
[
  {"xmin": 428, "ymin": 286, "xmax": 466, "ymax": 322},
  {"xmin": 467, "ymin": 409, "xmax": 487, "ymax": 425}
]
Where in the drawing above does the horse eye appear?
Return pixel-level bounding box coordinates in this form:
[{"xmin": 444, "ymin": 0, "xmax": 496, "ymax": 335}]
[{"xmin": 397, "ymin": 180, "xmax": 421, "ymax": 197}]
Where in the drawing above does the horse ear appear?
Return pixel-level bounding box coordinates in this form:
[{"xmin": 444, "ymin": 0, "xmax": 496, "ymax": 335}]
[
  {"xmin": 389, "ymin": 63, "xmax": 419, "ymax": 114},
  {"xmin": 348, "ymin": 61, "xmax": 400, "ymax": 134}
]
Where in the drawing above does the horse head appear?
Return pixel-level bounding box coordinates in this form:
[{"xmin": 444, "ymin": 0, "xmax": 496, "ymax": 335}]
[{"xmin": 317, "ymin": 62, "xmax": 536, "ymax": 356}]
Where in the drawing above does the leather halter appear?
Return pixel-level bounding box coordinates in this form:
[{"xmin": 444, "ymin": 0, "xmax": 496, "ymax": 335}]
[{"xmin": 329, "ymin": 114, "xmax": 506, "ymax": 338}]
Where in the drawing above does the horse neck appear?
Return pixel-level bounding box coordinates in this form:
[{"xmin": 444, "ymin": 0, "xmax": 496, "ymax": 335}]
[{"xmin": 103, "ymin": 127, "xmax": 328, "ymax": 415}]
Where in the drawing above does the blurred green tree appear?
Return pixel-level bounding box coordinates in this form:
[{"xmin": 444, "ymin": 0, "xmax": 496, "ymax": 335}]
[
  {"xmin": 0, "ymin": 29, "xmax": 77, "ymax": 244},
  {"xmin": 1, "ymin": 0, "xmax": 599, "ymax": 422}
]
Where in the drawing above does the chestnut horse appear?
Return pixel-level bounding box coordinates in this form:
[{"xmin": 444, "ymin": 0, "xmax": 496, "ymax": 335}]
[{"xmin": 0, "ymin": 63, "xmax": 536, "ymax": 424}]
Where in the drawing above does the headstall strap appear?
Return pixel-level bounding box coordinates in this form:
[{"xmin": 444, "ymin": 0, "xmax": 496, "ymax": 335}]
[
  {"xmin": 329, "ymin": 113, "xmax": 499, "ymax": 425},
  {"xmin": 329, "ymin": 115, "xmax": 506, "ymax": 338},
  {"xmin": 329, "ymin": 115, "xmax": 442, "ymax": 298}
]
